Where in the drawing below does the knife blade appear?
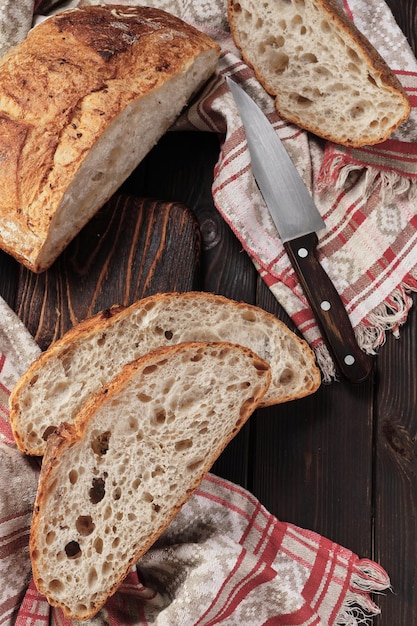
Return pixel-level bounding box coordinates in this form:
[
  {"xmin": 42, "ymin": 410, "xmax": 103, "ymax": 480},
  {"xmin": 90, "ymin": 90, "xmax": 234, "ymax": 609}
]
[{"xmin": 227, "ymin": 77, "xmax": 374, "ymax": 383}]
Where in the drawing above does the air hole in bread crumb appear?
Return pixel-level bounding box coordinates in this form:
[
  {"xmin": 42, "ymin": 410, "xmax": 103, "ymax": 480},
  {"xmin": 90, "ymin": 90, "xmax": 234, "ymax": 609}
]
[
  {"xmin": 88, "ymin": 567, "xmax": 98, "ymax": 587},
  {"xmin": 164, "ymin": 330, "xmax": 173, "ymax": 340},
  {"xmin": 42, "ymin": 425, "xmax": 57, "ymax": 441},
  {"xmin": 89, "ymin": 477, "xmax": 106, "ymax": 504},
  {"xmin": 91, "ymin": 431, "xmax": 111, "ymax": 455},
  {"xmin": 242, "ymin": 310, "xmax": 257, "ymax": 322},
  {"xmin": 137, "ymin": 392, "xmax": 152, "ymax": 402},
  {"xmin": 76, "ymin": 515, "xmax": 95, "ymax": 536},
  {"xmin": 94, "ymin": 537, "xmax": 103, "ymax": 554},
  {"xmin": 175, "ymin": 438, "xmax": 193, "ymax": 451},
  {"xmin": 292, "ymin": 93, "xmax": 313, "ymax": 106},
  {"xmin": 113, "ymin": 486, "xmax": 122, "ymax": 500},
  {"xmin": 45, "ymin": 531, "xmax": 56, "ymax": 545},
  {"xmin": 347, "ymin": 47, "xmax": 361, "ymax": 63},
  {"xmin": 69, "ymin": 469, "xmax": 78, "ymax": 484},
  {"xmin": 96, "ymin": 333, "xmax": 107, "ymax": 346},
  {"xmin": 142, "ymin": 491, "xmax": 154, "ymax": 503},
  {"xmin": 301, "ymin": 53, "xmax": 318, "ymax": 64},
  {"xmin": 65, "ymin": 541, "xmax": 82, "ymax": 559},
  {"xmin": 152, "ymin": 410, "xmax": 166, "ymax": 425},
  {"xmin": 103, "ymin": 505, "xmax": 112, "ymax": 520},
  {"xmin": 48, "ymin": 579, "xmax": 64, "ymax": 593},
  {"xmin": 187, "ymin": 459, "xmax": 203, "ymax": 472},
  {"xmin": 269, "ymin": 50, "xmax": 290, "ymax": 74},
  {"xmin": 349, "ymin": 104, "xmax": 366, "ymax": 119},
  {"xmin": 143, "ymin": 364, "xmax": 159, "ymax": 375},
  {"xmin": 279, "ymin": 368, "xmax": 294, "ymax": 384},
  {"xmin": 151, "ymin": 465, "xmax": 164, "ymax": 478}
]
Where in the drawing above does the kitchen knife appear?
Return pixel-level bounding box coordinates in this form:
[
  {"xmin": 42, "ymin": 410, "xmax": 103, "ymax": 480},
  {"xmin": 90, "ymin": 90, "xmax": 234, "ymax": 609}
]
[{"xmin": 227, "ymin": 77, "xmax": 374, "ymax": 383}]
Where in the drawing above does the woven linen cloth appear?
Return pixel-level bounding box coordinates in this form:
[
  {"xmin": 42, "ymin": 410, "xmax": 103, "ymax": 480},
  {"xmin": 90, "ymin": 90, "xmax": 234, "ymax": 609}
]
[{"xmin": 0, "ymin": 298, "xmax": 390, "ymax": 625}]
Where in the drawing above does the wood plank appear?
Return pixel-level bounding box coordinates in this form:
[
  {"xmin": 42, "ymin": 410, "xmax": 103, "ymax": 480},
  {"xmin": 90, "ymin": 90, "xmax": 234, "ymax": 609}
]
[
  {"xmin": 373, "ymin": 292, "xmax": 417, "ymax": 624},
  {"xmin": 12, "ymin": 196, "xmax": 201, "ymax": 349}
]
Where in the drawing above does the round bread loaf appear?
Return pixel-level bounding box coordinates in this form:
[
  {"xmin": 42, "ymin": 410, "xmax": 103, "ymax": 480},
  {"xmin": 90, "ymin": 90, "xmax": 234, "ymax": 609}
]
[{"xmin": 0, "ymin": 5, "xmax": 220, "ymax": 271}]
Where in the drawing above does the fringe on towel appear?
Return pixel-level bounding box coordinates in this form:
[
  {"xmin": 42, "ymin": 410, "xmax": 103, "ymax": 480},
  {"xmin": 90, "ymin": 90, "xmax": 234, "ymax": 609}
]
[
  {"xmin": 317, "ymin": 150, "xmax": 417, "ymax": 203},
  {"xmin": 312, "ymin": 152, "xmax": 417, "ymax": 380},
  {"xmin": 336, "ymin": 559, "xmax": 391, "ymax": 626}
]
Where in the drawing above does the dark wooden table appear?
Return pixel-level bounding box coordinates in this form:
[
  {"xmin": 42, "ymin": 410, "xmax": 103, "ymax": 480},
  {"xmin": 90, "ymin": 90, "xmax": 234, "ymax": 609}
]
[{"xmin": 1, "ymin": 1, "xmax": 416, "ymax": 623}]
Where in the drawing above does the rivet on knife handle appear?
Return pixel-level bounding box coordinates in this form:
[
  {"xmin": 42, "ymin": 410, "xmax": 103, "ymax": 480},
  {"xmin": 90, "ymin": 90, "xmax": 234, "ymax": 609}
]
[{"xmin": 284, "ymin": 233, "xmax": 374, "ymax": 383}]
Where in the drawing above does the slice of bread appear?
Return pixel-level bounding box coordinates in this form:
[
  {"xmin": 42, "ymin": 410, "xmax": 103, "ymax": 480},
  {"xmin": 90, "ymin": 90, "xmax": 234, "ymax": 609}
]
[
  {"xmin": 228, "ymin": 0, "xmax": 410, "ymax": 146},
  {"xmin": 30, "ymin": 341, "xmax": 271, "ymax": 620},
  {"xmin": 10, "ymin": 292, "xmax": 321, "ymax": 456},
  {"xmin": 0, "ymin": 5, "xmax": 220, "ymax": 272}
]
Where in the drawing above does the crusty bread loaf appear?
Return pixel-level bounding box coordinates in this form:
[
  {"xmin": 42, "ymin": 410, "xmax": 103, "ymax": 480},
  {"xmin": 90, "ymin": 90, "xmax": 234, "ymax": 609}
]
[
  {"xmin": 30, "ymin": 341, "xmax": 271, "ymax": 620},
  {"xmin": 0, "ymin": 5, "xmax": 220, "ymax": 272},
  {"xmin": 10, "ymin": 292, "xmax": 320, "ymax": 456},
  {"xmin": 228, "ymin": 0, "xmax": 410, "ymax": 146}
]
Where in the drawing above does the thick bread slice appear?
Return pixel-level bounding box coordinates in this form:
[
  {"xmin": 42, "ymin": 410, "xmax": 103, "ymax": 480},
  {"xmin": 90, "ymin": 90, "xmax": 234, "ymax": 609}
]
[
  {"xmin": 10, "ymin": 292, "xmax": 320, "ymax": 456},
  {"xmin": 30, "ymin": 341, "xmax": 271, "ymax": 620},
  {"xmin": 228, "ymin": 0, "xmax": 410, "ymax": 146},
  {"xmin": 0, "ymin": 5, "xmax": 220, "ymax": 272}
]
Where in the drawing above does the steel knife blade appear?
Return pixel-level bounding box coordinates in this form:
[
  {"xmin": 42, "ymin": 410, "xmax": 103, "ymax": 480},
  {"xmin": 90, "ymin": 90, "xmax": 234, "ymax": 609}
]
[{"xmin": 227, "ymin": 77, "xmax": 374, "ymax": 383}]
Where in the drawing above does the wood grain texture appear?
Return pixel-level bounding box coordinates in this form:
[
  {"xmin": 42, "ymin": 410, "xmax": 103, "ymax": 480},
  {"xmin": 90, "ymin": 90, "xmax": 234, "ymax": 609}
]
[
  {"xmin": 13, "ymin": 195, "xmax": 201, "ymax": 349},
  {"xmin": 372, "ymin": 292, "xmax": 417, "ymax": 624}
]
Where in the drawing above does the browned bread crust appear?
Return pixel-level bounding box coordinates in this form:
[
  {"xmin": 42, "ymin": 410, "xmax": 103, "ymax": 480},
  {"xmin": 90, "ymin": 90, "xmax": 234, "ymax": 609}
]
[
  {"xmin": 228, "ymin": 0, "xmax": 410, "ymax": 146},
  {"xmin": 0, "ymin": 5, "xmax": 220, "ymax": 271}
]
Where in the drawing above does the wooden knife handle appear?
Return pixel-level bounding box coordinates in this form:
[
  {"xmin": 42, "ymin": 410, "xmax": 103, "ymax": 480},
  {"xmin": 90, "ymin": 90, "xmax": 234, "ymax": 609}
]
[{"xmin": 284, "ymin": 233, "xmax": 374, "ymax": 383}]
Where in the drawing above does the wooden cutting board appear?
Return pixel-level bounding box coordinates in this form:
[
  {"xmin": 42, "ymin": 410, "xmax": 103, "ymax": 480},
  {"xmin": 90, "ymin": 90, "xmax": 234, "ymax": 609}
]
[{"xmin": 12, "ymin": 195, "xmax": 201, "ymax": 350}]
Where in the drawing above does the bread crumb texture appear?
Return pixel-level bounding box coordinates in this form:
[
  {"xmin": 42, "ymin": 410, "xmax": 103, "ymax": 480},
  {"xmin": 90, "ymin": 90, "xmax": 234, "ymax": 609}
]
[
  {"xmin": 30, "ymin": 342, "xmax": 270, "ymax": 619},
  {"xmin": 10, "ymin": 292, "xmax": 320, "ymax": 456},
  {"xmin": 228, "ymin": 0, "xmax": 410, "ymax": 146}
]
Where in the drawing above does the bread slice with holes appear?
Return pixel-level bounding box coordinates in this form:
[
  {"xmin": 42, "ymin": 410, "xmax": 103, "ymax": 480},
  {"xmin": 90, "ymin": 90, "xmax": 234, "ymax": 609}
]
[
  {"xmin": 0, "ymin": 5, "xmax": 220, "ymax": 272},
  {"xmin": 228, "ymin": 0, "xmax": 410, "ymax": 146},
  {"xmin": 10, "ymin": 291, "xmax": 320, "ymax": 456},
  {"xmin": 30, "ymin": 341, "xmax": 271, "ymax": 620}
]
